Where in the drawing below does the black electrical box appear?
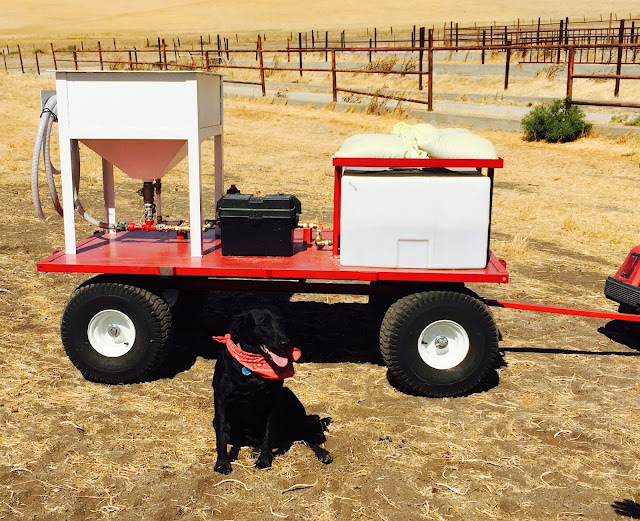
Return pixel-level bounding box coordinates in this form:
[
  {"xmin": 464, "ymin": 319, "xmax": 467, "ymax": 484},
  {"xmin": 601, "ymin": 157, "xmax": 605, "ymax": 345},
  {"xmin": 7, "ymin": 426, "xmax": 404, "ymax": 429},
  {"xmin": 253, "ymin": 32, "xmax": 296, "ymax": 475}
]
[{"xmin": 217, "ymin": 193, "xmax": 302, "ymax": 256}]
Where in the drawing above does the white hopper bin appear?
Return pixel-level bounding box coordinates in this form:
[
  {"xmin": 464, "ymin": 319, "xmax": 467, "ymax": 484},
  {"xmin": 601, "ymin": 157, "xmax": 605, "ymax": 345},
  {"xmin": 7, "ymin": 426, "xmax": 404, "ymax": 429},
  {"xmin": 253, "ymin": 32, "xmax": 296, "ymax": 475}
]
[{"xmin": 54, "ymin": 71, "xmax": 223, "ymax": 257}]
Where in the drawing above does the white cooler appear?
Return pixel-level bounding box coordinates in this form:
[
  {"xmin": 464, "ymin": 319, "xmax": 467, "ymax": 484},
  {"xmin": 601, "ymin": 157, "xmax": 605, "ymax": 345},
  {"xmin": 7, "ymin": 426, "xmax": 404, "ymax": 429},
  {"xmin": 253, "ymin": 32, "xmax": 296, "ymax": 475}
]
[{"xmin": 339, "ymin": 169, "xmax": 491, "ymax": 269}]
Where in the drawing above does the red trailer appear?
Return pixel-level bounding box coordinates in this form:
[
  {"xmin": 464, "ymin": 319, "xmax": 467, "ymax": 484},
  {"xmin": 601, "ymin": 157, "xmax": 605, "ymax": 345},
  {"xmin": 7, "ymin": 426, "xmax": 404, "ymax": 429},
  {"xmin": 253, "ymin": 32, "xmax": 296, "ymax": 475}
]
[{"xmin": 35, "ymin": 72, "xmax": 640, "ymax": 398}]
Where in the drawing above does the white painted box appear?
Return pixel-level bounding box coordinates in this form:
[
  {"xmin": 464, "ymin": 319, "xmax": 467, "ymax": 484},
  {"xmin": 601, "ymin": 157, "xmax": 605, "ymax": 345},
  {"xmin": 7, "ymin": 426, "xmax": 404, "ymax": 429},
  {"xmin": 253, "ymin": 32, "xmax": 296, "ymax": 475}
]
[
  {"xmin": 55, "ymin": 71, "xmax": 222, "ymax": 140},
  {"xmin": 339, "ymin": 170, "xmax": 491, "ymax": 269}
]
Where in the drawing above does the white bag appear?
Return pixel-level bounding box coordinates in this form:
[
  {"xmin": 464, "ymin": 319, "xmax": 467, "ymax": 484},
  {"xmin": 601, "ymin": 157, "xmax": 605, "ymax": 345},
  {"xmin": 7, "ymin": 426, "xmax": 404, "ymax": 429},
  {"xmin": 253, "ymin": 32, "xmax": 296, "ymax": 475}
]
[
  {"xmin": 392, "ymin": 122, "xmax": 498, "ymax": 159},
  {"xmin": 333, "ymin": 133, "xmax": 425, "ymax": 159}
]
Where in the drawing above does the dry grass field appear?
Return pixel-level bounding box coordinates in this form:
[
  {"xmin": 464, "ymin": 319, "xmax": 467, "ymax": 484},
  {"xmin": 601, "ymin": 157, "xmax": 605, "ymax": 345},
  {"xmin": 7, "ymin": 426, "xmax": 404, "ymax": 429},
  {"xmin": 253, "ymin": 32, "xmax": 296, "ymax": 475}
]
[{"xmin": 3, "ymin": 69, "xmax": 640, "ymax": 521}]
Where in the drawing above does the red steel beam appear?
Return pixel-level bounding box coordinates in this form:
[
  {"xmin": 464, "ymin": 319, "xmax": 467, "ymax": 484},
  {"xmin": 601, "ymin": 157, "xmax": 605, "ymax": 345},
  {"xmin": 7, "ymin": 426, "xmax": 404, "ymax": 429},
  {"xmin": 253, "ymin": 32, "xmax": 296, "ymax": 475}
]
[{"xmin": 485, "ymin": 299, "xmax": 640, "ymax": 323}]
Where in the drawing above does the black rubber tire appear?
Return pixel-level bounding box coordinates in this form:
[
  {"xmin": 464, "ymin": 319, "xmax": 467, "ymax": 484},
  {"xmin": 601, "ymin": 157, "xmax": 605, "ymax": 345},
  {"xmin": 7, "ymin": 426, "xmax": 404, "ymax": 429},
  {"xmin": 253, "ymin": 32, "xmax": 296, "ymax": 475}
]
[
  {"xmin": 167, "ymin": 289, "xmax": 209, "ymax": 324},
  {"xmin": 380, "ymin": 291, "xmax": 499, "ymax": 397},
  {"xmin": 79, "ymin": 274, "xmax": 208, "ymax": 323},
  {"xmin": 60, "ymin": 282, "xmax": 173, "ymax": 384}
]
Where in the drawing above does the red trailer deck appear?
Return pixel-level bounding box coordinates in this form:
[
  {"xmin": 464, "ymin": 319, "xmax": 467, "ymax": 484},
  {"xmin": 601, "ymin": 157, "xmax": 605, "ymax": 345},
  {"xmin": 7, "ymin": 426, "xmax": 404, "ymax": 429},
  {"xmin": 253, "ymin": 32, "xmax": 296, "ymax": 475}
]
[{"xmin": 37, "ymin": 229, "xmax": 509, "ymax": 283}]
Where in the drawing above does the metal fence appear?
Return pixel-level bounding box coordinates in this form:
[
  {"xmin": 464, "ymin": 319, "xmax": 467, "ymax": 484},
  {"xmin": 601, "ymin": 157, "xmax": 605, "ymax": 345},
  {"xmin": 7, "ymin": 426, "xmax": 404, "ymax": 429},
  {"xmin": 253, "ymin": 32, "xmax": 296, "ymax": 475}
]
[{"xmin": 3, "ymin": 19, "xmax": 640, "ymax": 111}]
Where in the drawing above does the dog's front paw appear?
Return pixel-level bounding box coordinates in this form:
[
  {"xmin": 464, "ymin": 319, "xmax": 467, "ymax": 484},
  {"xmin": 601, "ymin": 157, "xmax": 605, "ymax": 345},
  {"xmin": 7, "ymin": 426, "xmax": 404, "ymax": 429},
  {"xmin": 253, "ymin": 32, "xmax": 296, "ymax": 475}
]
[
  {"xmin": 214, "ymin": 459, "xmax": 232, "ymax": 475},
  {"xmin": 255, "ymin": 455, "xmax": 273, "ymax": 470},
  {"xmin": 319, "ymin": 451, "xmax": 333, "ymax": 464},
  {"xmin": 315, "ymin": 447, "xmax": 333, "ymax": 464}
]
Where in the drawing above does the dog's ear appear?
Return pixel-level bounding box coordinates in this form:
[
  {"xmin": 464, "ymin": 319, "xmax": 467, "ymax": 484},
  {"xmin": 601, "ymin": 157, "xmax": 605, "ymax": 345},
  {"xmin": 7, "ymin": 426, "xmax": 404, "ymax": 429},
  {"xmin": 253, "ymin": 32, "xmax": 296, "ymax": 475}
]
[
  {"xmin": 229, "ymin": 312, "xmax": 248, "ymax": 338},
  {"xmin": 262, "ymin": 305, "xmax": 283, "ymax": 321}
]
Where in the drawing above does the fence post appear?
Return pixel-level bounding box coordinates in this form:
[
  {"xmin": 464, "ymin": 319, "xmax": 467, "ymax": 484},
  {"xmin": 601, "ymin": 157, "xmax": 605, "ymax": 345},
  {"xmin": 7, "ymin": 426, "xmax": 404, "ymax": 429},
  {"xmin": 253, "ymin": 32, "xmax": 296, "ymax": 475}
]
[
  {"xmin": 614, "ymin": 19, "xmax": 625, "ymax": 96},
  {"xmin": 73, "ymin": 50, "xmax": 78, "ymax": 70},
  {"xmin": 51, "ymin": 43, "xmax": 57, "ymax": 70},
  {"xmin": 428, "ymin": 29, "xmax": 434, "ymax": 111},
  {"xmin": 557, "ymin": 20, "xmax": 564, "ymax": 63},
  {"xmin": 205, "ymin": 50, "xmax": 210, "ymax": 71},
  {"xmin": 134, "ymin": 47, "xmax": 138, "ymax": 66},
  {"xmin": 566, "ymin": 46, "xmax": 575, "ymax": 101},
  {"xmin": 369, "ymin": 39, "xmax": 372, "ymax": 62},
  {"xmin": 298, "ymin": 32, "xmax": 303, "ymax": 77},
  {"xmin": 35, "ymin": 50, "xmax": 40, "ymax": 75},
  {"xmin": 217, "ymin": 34, "xmax": 222, "ymax": 63},
  {"xmin": 162, "ymin": 39, "xmax": 167, "ymax": 70},
  {"xmin": 418, "ymin": 27, "xmax": 425, "ymax": 91},
  {"xmin": 504, "ymin": 41, "xmax": 511, "ymax": 90},
  {"xmin": 17, "ymin": 44, "xmax": 24, "ymax": 73},
  {"xmin": 482, "ymin": 30, "xmax": 486, "ymax": 64},
  {"xmin": 157, "ymin": 37, "xmax": 162, "ymax": 66},
  {"xmin": 325, "ymin": 31, "xmax": 328, "ymax": 62},
  {"xmin": 331, "ymin": 50, "xmax": 337, "ymax": 102},
  {"xmin": 98, "ymin": 41, "xmax": 103, "ymax": 70},
  {"xmin": 257, "ymin": 35, "xmax": 266, "ymax": 96},
  {"xmin": 287, "ymin": 38, "xmax": 290, "ymax": 62},
  {"xmin": 2, "ymin": 50, "xmax": 6, "ymax": 72}
]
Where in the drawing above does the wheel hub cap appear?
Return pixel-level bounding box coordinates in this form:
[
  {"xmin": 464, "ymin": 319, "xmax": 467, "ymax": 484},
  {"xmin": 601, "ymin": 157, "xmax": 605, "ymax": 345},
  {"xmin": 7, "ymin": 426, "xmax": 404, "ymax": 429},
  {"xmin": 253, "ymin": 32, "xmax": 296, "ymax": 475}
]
[
  {"xmin": 87, "ymin": 309, "xmax": 136, "ymax": 358},
  {"xmin": 418, "ymin": 320, "xmax": 469, "ymax": 370},
  {"xmin": 108, "ymin": 325, "xmax": 120, "ymax": 337}
]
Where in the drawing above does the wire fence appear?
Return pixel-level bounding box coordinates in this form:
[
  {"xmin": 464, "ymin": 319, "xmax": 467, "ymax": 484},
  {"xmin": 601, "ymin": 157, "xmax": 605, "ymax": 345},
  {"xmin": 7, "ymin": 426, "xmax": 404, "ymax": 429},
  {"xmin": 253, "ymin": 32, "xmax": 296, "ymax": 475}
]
[{"xmin": 3, "ymin": 17, "xmax": 640, "ymax": 111}]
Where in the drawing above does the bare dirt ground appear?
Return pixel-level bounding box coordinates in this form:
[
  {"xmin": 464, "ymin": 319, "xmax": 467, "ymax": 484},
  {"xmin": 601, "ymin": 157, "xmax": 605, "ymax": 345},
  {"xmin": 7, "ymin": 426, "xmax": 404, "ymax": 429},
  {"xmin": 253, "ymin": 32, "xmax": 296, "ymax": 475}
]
[{"xmin": 3, "ymin": 74, "xmax": 640, "ymax": 520}]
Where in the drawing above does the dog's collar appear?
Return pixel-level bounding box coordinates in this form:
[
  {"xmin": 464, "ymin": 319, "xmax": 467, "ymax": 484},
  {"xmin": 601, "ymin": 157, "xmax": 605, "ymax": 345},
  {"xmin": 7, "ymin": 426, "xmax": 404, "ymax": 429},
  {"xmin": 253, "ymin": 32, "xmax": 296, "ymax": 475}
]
[{"xmin": 213, "ymin": 334, "xmax": 301, "ymax": 380}]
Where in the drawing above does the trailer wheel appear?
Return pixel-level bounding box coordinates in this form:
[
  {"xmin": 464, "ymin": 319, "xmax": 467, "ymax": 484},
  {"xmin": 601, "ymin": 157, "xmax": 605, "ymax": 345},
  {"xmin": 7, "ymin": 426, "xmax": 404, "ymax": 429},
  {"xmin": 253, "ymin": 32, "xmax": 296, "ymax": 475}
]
[
  {"xmin": 380, "ymin": 291, "xmax": 498, "ymax": 397},
  {"xmin": 61, "ymin": 282, "xmax": 173, "ymax": 384}
]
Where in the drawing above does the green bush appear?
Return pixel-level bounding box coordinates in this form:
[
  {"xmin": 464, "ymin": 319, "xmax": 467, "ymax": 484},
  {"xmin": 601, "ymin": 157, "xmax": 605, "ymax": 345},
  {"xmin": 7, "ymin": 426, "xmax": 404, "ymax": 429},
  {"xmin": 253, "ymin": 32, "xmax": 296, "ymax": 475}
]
[{"xmin": 521, "ymin": 98, "xmax": 592, "ymax": 143}]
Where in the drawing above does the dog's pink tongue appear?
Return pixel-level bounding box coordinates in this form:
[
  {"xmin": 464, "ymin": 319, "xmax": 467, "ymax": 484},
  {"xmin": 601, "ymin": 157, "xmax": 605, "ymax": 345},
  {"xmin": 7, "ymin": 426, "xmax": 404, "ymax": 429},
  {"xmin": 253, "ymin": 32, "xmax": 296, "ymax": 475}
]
[{"xmin": 266, "ymin": 349, "xmax": 289, "ymax": 368}]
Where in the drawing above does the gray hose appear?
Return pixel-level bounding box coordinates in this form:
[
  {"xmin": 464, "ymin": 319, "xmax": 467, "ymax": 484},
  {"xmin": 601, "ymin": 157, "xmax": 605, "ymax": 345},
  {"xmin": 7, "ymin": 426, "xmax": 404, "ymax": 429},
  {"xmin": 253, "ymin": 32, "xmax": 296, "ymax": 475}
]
[
  {"xmin": 31, "ymin": 96, "xmax": 57, "ymax": 219},
  {"xmin": 32, "ymin": 94, "xmax": 112, "ymax": 229},
  {"xmin": 43, "ymin": 107, "xmax": 62, "ymax": 216},
  {"xmin": 70, "ymin": 139, "xmax": 105, "ymax": 228}
]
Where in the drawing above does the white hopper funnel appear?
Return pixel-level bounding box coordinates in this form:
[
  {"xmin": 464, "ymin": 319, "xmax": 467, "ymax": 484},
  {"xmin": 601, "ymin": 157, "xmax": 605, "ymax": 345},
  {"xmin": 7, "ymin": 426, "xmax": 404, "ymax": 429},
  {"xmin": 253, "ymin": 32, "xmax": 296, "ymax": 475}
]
[{"xmin": 80, "ymin": 139, "xmax": 187, "ymax": 180}]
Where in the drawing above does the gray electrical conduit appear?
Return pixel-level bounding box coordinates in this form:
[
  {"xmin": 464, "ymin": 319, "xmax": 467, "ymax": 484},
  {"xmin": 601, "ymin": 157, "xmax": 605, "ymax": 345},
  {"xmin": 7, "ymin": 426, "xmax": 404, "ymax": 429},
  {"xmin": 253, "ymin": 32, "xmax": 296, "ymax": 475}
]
[{"xmin": 31, "ymin": 94, "xmax": 112, "ymax": 229}]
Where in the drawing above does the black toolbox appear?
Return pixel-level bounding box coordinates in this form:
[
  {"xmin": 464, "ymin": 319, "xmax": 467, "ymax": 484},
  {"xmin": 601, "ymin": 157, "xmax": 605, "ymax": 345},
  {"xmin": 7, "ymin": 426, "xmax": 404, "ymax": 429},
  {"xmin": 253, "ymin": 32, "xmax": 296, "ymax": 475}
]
[{"xmin": 216, "ymin": 193, "xmax": 302, "ymax": 256}]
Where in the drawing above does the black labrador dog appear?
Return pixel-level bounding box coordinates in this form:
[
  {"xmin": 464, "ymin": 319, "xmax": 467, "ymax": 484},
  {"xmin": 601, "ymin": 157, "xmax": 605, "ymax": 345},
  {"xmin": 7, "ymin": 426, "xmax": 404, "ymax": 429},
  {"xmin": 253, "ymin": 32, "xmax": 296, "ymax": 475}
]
[{"xmin": 212, "ymin": 308, "xmax": 333, "ymax": 474}]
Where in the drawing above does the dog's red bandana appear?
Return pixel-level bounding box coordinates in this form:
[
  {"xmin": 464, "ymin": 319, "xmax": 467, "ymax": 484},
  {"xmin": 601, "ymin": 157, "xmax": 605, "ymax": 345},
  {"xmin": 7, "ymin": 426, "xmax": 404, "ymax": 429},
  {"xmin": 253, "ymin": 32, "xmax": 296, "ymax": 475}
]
[{"xmin": 213, "ymin": 334, "xmax": 301, "ymax": 380}]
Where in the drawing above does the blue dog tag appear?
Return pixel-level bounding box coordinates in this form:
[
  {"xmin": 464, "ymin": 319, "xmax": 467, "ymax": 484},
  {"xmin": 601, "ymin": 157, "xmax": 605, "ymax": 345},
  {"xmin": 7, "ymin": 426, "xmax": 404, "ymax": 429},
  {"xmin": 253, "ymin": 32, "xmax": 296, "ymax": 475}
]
[{"xmin": 242, "ymin": 367, "xmax": 252, "ymax": 376}]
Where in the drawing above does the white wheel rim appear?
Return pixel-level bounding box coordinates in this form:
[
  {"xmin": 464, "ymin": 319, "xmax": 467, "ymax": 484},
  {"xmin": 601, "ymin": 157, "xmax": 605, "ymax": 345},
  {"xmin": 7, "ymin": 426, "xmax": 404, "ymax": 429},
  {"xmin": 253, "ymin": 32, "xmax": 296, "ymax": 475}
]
[
  {"xmin": 417, "ymin": 320, "xmax": 469, "ymax": 370},
  {"xmin": 87, "ymin": 309, "xmax": 136, "ymax": 358}
]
